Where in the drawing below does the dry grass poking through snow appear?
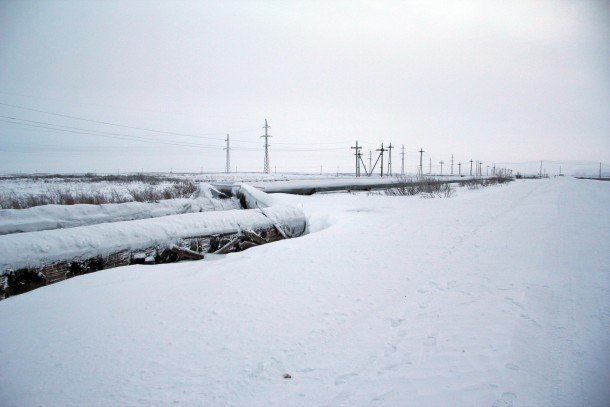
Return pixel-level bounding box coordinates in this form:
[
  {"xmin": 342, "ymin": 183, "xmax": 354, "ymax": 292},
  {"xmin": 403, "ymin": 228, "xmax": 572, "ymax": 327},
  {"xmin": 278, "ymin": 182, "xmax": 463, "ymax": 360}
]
[
  {"xmin": 0, "ymin": 174, "xmax": 197, "ymax": 209},
  {"xmin": 384, "ymin": 176, "xmax": 513, "ymax": 198}
]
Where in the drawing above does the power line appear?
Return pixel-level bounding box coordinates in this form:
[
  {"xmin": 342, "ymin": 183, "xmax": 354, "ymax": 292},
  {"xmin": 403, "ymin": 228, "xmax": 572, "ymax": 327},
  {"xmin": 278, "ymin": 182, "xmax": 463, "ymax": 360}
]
[
  {"xmin": 0, "ymin": 102, "xmax": 259, "ymax": 142},
  {"xmin": 0, "ymin": 116, "xmax": 224, "ymax": 147},
  {"xmin": 0, "ymin": 116, "xmax": 348, "ymax": 153},
  {"xmin": 0, "ymin": 118, "xmax": 224, "ymax": 150},
  {"xmin": 0, "ymin": 102, "xmax": 354, "ymax": 148}
]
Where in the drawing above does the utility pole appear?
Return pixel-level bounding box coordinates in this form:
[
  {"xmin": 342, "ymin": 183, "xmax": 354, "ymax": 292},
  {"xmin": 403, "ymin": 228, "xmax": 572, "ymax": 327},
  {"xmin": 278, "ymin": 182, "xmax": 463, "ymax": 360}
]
[
  {"xmin": 493, "ymin": 164, "xmax": 496, "ymax": 176},
  {"xmin": 351, "ymin": 141, "xmax": 362, "ymax": 177},
  {"xmin": 369, "ymin": 151, "xmax": 372, "ymax": 174},
  {"xmin": 486, "ymin": 165, "xmax": 489, "ymax": 176},
  {"xmin": 262, "ymin": 119, "xmax": 271, "ymax": 174},
  {"xmin": 224, "ymin": 134, "xmax": 231, "ymax": 173},
  {"xmin": 539, "ymin": 160, "xmax": 543, "ymax": 178},
  {"xmin": 418, "ymin": 148, "xmax": 424, "ymax": 176},
  {"xmin": 428, "ymin": 157, "xmax": 431, "ymax": 175},
  {"xmin": 359, "ymin": 152, "xmax": 368, "ymax": 176},
  {"xmin": 470, "ymin": 160, "xmax": 473, "ymax": 176},
  {"xmin": 458, "ymin": 162, "xmax": 462, "ymax": 176},
  {"xmin": 401, "ymin": 145, "xmax": 405, "ymax": 176},
  {"xmin": 439, "ymin": 160, "xmax": 444, "ymax": 176},
  {"xmin": 376, "ymin": 143, "xmax": 387, "ymax": 177},
  {"xmin": 387, "ymin": 143, "xmax": 394, "ymax": 176},
  {"xmin": 388, "ymin": 143, "xmax": 395, "ymax": 176},
  {"xmin": 479, "ymin": 161, "xmax": 483, "ymax": 177},
  {"xmin": 451, "ymin": 154, "xmax": 454, "ymax": 175}
]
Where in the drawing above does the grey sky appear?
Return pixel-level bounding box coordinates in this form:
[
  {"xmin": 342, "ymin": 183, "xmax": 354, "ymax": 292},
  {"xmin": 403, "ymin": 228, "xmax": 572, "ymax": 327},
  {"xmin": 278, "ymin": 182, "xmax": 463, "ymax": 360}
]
[{"xmin": 1, "ymin": 0, "xmax": 608, "ymax": 174}]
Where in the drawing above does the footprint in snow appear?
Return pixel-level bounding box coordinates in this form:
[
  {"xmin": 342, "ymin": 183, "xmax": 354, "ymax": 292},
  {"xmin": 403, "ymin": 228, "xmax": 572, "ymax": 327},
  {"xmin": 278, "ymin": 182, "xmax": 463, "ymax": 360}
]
[
  {"xmin": 492, "ymin": 392, "xmax": 517, "ymax": 407},
  {"xmin": 334, "ymin": 372, "xmax": 357, "ymax": 385}
]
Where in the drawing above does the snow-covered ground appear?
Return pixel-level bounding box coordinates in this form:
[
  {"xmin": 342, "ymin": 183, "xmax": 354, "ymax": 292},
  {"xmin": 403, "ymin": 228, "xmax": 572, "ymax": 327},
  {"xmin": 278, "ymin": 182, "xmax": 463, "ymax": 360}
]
[{"xmin": 0, "ymin": 177, "xmax": 608, "ymax": 407}]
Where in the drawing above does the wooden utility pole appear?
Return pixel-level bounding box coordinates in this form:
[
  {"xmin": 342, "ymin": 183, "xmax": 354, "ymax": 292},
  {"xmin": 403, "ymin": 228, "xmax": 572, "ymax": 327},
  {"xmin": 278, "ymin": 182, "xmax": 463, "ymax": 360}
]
[
  {"xmin": 359, "ymin": 152, "xmax": 369, "ymax": 176},
  {"xmin": 351, "ymin": 141, "xmax": 362, "ymax": 177},
  {"xmin": 387, "ymin": 143, "xmax": 394, "ymax": 176},
  {"xmin": 376, "ymin": 143, "xmax": 387, "ymax": 177}
]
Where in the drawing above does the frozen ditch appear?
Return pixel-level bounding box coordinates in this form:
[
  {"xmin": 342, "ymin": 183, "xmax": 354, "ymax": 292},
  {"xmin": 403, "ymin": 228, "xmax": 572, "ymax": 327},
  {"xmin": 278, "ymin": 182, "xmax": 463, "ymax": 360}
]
[{"xmin": 0, "ymin": 183, "xmax": 307, "ymax": 298}]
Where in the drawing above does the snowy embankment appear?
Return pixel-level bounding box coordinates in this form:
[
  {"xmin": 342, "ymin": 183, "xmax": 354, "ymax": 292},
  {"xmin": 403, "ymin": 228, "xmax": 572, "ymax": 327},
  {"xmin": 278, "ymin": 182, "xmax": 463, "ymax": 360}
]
[
  {"xmin": 0, "ymin": 183, "xmax": 240, "ymax": 235},
  {"xmin": 0, "ymin": 177, "xmax": 609, "ymax": 407}
]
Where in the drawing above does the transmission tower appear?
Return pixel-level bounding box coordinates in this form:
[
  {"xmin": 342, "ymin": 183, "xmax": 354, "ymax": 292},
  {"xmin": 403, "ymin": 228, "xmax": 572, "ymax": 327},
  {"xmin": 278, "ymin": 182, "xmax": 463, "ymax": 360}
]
[
  {"xmin": 224, "ymin": 134, "xmax": 231, "ymax": 173},
  {"xmin": 262, "ymin": 119, "xmax": 271, "ymax": 174}
]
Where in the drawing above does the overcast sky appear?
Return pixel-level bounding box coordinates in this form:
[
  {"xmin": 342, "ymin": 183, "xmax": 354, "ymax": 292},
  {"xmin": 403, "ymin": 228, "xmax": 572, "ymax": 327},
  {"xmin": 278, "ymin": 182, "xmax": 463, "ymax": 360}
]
[{"xmin": 1, "ymin": 0, "xmax": 608, "ymax": 174}]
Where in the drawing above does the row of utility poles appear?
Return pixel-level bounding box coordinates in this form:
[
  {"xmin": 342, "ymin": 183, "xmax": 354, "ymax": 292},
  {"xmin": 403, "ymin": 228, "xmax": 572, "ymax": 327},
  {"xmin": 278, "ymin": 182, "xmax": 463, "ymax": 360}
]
[
  {"xmin": 350, "ymin": 141, "xmax": 512, "ymax": 178},
  {"xmin": 224, "ymin": 121, "xmax": 513, "ymax": 176}
]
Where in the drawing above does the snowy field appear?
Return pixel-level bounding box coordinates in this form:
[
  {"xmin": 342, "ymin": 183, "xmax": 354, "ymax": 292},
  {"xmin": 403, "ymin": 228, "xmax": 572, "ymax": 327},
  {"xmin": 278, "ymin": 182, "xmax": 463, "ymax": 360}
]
[
  {"xmin": 0, "ymin": 172, "xmax": 350, "ymax": 199},
  {"xmin": 0, "ymin": 177, "xmax": 609, "ymax": 407}
]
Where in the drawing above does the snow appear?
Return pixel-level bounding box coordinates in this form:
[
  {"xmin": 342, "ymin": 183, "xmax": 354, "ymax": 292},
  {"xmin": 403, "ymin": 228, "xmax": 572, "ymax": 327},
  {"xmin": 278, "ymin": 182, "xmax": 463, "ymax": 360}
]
[{"xmin": 1, "ymin": 177, "xmax": 609, "ymax": 406}]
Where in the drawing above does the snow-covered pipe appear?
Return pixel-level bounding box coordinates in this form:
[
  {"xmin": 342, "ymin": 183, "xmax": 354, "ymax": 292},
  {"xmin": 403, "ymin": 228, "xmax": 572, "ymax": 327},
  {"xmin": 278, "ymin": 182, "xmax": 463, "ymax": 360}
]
[
  {"xmin": 0, "ymin": 183, "xmax": 240, "ymax": 235},
  {"xmin": 0, "ymin": 185, "xmax": 307, "ymax": 274}
]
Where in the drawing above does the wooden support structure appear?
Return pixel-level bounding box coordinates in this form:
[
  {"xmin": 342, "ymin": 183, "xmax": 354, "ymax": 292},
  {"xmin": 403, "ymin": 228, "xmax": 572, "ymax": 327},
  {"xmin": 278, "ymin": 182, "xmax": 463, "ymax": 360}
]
[{"xmin": 169, "ymin": 244, "xmax": 205, "ymax": 260}]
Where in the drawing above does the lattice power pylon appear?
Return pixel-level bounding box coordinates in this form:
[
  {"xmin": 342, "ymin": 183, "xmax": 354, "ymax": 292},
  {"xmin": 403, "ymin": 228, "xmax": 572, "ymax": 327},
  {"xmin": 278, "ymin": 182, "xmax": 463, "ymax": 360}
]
[{"xmin": 262, "ymin": 119, "xmax": 271, "ymax": 174}]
